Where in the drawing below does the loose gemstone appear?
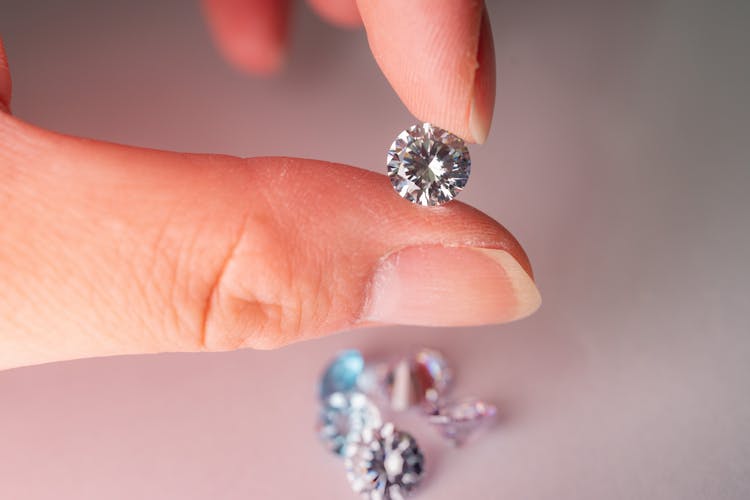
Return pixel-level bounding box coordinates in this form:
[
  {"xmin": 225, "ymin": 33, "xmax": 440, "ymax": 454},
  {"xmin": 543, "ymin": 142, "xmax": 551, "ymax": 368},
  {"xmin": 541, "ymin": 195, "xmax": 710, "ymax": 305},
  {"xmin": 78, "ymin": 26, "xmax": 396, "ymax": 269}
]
[
  {"xmin": 387, "ymin": 123, "xmax": 471, "ymax": 206},
  {"xmin": 345, "ymin": 423, "xmax": 425, "ymax": 499},
  {"xmin": 427, "ymin": 397, "xmax": 497, "ymax": 446},
  {"xmin": 383, "ymin": 349, "xmax": 453, "ymax": 411},
  {"xmin": 318, "ymin": 392, "xmax": 382, "ymax": 456},
  {"xmin": 356, "ymin": 361, "xmax": 388, "ymax": 397},
  {"xmin": 412, "ymin": 348, "xmax": 453, "ymax": 405},
  {"xmin": 320, "ymin": 350, "xmax": 365, "ymax": 400}
]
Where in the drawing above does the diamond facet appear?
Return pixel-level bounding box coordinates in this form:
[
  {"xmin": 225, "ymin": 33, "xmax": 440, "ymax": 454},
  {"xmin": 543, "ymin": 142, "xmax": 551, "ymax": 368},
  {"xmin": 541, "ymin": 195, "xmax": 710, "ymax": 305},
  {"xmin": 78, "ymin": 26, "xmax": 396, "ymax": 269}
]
[
  {"xmin": 320, "ymin": 349, "xmax": 365, "ymax": 400},
  {"xmin": 387, "ymin": 123, "xmax": 471, "ymax": 206},
  {"xmin": 427, "ymin": 397, "xmax": 497, "ymax": 446},
  {"xmin": 318, "ymin": 392, "xmax": 383, "ymax": 456},
  {"xmin": 383, "ymin": 349, "xmax": 453, "ymax": 411},
  {"xmin": 345, "ymin": 423, "xmax": 425, "ymax": 499}
]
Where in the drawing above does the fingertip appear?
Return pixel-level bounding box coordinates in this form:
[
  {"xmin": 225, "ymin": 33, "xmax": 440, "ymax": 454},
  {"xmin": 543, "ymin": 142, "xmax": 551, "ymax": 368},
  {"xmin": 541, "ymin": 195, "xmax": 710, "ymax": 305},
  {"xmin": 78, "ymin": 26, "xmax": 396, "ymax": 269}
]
[
  {"xmin": 202, "ymin": 0, "xmax": 290, "ymax": 75},
  {"xmin": 357, "ymin": 0, "xmax": 495, "ymax": 143},
  {"xmin": 220, "ymin": 35, "xmax": 287, "ymax": 76},
  {"xmin": 307, "ymin": 0, "xmax": 362, "ymax": 29},
  {"xmin": 362, "ymin": 246, "xmax": 540, "ymax": 327}
]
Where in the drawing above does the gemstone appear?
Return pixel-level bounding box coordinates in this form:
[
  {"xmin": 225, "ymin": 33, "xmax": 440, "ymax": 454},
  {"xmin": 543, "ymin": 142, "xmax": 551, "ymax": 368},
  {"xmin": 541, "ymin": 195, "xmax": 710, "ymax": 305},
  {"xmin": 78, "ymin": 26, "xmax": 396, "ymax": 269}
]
[
  {"xmin": 386, "ymin": 123, "xmax": 471, "ymax": 206},
  {"xmin": 412, "ymin": 348, "xmax": 453, "ymax": 405},
  {"xmin": 383, "ymin": 349, "xmax": 453, "ymax": 411},
  {"xmin": 356, "ymin": 361, "xmax": 388, "ymax": 397},
  {"xmin": 427, "ymin": 397, "xmax": 497, "ymax": 446},
  {"xmin": 320, "ymin": 349, "xmax": 365, "ymax": 400},
  {"xmin": 318, "ymin": 392, "xmax": 383, "ymax": 456},
  {"xmin": 345, "ymin": 423, "xmax": 425, "ymax": 499}
]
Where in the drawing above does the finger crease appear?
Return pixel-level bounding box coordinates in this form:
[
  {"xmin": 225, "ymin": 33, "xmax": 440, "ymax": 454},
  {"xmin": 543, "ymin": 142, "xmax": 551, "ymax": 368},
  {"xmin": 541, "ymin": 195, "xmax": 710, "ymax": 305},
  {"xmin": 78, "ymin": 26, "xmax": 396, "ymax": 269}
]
[{"xmin": 199, "ymin": 214, "xmax": 250, "ymax": 350}]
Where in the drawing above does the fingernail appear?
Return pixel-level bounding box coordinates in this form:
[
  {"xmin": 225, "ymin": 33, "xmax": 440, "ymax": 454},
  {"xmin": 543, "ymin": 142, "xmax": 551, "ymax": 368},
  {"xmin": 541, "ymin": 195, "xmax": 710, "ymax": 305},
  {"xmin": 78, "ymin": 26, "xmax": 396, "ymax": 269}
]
[
  {"xmin": 468, "ymin": 6, "xmax": 495, "ymax": 144},
  {"xmin": 362, "ymin": 245, "xmax": 541, "ymax": 326}
]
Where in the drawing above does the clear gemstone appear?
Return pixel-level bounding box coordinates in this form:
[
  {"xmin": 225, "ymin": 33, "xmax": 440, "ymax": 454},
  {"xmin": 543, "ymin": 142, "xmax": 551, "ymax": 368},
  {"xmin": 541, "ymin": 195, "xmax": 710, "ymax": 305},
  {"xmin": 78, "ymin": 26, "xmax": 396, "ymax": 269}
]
[
  {"xmin": 427, "ymin": 397, "xmax": 497, "ymax": 446},
  {"xmin": 345, "ymin": 423, "xmax": 425, "ymax": 499},
  {"xmin": 356, "ymin": 361, "xmax": 388, "ymax": 397},
  {"xmin": 318, "ymin": 392, "xmax": 382, "ymax": 456},
  {"xmin": 383, "ymin": 349, "xmax": 453, "ymax": 411},
  {"xmin": 387, "ymin": 123, "xmax": 471, "ymax": 206},
  {"xmin": 320, "ymin": 349, "xmax": 365, "ymax": 400}
]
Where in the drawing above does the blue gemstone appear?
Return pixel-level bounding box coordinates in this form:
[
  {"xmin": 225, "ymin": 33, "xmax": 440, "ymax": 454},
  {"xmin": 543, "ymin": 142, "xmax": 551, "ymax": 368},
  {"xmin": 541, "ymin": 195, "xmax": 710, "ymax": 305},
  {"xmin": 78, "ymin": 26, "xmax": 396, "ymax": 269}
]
[{"xmin": 319, "ymin": 350, "xmax": 365, "ymax": 400}]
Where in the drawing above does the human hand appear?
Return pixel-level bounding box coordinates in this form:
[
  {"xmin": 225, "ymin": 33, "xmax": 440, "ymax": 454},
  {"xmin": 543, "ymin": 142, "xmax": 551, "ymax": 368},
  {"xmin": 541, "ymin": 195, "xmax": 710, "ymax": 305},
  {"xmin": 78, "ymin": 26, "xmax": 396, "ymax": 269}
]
[{"xmin": 0, "ymin": 0, "xmax": 540, "ymax": 370}]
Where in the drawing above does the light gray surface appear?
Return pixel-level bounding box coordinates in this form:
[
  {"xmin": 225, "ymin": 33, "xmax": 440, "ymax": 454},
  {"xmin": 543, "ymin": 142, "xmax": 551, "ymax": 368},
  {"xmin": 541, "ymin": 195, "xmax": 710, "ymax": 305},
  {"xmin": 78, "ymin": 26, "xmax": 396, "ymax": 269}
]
[{"xmin": 0, "ymin": 0, "xmax": 749, "ymax": 499}]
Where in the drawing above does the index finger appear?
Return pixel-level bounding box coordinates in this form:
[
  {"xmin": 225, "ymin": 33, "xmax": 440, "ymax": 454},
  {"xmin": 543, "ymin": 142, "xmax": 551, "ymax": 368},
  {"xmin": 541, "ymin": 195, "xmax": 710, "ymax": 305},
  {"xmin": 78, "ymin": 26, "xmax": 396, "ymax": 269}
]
[{"xmin": 356, "ymin": 0, "xmax": 495, "ymax": 143}]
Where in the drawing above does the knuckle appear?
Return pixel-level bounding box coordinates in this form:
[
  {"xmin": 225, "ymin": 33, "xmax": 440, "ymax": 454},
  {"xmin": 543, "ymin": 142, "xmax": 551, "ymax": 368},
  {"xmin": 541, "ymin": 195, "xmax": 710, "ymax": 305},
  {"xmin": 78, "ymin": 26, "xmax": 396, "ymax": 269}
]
[{"xmin": 199, "ymin": 212, "xmax": 332, "ymax": 352}]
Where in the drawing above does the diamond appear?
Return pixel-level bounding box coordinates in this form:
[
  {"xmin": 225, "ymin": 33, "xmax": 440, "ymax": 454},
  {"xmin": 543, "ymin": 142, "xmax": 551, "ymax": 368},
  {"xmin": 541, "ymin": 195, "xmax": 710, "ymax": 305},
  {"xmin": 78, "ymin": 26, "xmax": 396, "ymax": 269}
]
[
  {"xmin": 387, "ymin": 123, "xmax": 471, "ymax": 206},
  {"xmin": 345, "ymin": 423, "xmax": 425, "ymax": 499},
  {"xmin": 427, "ymin": 397, "xmax": 497, "ymax": 446},
  {"xmin": 412, "ymin": 348, "xmax": 453, "ymax": 405},
  {"xmin": 356, "ymin": 361, "xmax": 388, "ymax": 397},
  {"xmin": 383, "ymin": 349, "xmax": 453, "ymax": 411},
  {"xmin": 318, "ymin": 392, "xmax": 383, "ymax": 456},
  {"xmin": 319, "ymin": 349, "xmax": 365, "ymax": 400}
]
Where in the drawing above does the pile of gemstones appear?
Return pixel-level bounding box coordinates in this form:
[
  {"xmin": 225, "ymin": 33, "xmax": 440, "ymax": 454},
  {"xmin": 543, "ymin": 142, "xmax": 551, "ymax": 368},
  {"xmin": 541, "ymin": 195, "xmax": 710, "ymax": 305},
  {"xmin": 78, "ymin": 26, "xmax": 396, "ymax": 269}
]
[{"xmin": 316, "ymin": 348, "xmax": 497, "ymax": 499}]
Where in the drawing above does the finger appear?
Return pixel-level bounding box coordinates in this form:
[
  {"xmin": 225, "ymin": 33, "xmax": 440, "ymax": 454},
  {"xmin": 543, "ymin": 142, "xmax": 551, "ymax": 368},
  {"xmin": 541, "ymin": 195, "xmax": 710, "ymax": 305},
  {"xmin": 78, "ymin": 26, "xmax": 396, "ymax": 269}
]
[
  {"xmin": 356, "ymin": 0, "xmax": 496, "ymax": 143},
  {"xmin": 306, "ymin": 0, "xmax": 362, "ymax": 28},
  {"xmin": 201, "ymin": 0, "xmax": 291, "ymax": 74},
  {"xmin": 0, "ymin": 115, "xmax": 540, "ymax": 370},
  {"xmin": 0, "ymin": 37, "xmax": 11, "ymax": 113}
]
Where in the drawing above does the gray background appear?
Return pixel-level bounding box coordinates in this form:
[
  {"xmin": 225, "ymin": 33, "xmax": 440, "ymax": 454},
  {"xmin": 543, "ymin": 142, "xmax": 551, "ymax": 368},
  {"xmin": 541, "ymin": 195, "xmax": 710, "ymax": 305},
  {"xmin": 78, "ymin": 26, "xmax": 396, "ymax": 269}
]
[{"xmin": 0, "ymin": 0, "xmax": 749, "ymax": 498}]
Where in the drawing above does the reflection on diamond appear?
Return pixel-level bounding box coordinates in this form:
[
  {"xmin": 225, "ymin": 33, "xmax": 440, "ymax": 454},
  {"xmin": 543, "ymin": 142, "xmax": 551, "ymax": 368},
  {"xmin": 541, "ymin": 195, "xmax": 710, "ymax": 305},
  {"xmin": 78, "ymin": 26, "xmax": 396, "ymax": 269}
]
[
  {"xmin": 387, "ymin": 123, "xmax": 471, "ymax": 206},
  {"xmin": 318, "ymin": 392, "xmax": 382, "ymax": 456},
  {"xmin": 345, "ymin": 423, "xmax": 424, "ymax": 500}
]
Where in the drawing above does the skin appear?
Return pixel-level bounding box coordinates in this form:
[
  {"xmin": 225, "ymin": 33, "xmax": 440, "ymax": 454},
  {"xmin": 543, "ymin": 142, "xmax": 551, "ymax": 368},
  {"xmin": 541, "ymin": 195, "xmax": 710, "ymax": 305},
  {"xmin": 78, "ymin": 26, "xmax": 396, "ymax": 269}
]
[{"xmin": 0, "ymin": 0, "xmax": 539, "ymax": 370}]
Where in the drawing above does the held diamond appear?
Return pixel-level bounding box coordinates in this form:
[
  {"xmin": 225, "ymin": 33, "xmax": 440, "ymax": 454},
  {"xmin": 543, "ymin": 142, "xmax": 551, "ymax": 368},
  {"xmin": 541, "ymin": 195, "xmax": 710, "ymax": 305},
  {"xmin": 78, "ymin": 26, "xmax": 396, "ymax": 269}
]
[{"xmin": 387, "ymin": 123, "xmax": 471, "ymax": 206}]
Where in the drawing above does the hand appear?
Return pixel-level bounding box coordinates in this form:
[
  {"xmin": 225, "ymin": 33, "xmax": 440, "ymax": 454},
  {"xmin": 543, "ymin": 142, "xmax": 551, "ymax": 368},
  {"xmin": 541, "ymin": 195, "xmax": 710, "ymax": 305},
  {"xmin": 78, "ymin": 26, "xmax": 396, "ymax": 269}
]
[{"xmin": 0, "ymin": 0, "xmax": 540, "ymax": 370}]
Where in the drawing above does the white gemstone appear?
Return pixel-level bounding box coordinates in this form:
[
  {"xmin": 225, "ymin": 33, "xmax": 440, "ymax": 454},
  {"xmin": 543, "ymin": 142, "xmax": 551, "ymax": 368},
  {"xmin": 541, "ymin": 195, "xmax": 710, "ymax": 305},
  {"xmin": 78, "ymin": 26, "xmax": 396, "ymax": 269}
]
[
  {"xmin": 387, "ymin": 123, "xmax": 471, "ymax": 206},
  {"xmin": 345, "ymin": 423, "xmax": 425, "ymax": 500}
]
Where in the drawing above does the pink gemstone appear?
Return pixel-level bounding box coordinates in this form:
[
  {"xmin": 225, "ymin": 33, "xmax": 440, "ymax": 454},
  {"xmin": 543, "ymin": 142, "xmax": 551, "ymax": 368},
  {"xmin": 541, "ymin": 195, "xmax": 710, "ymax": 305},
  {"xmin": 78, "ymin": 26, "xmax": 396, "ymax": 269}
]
[
  {"xmin": 384, "ymin": 348, "xmax": 453, "ymax": 411},
  {"xmin": 428, "ymin": 397, "xmax": 497, "ymax": 446}
]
